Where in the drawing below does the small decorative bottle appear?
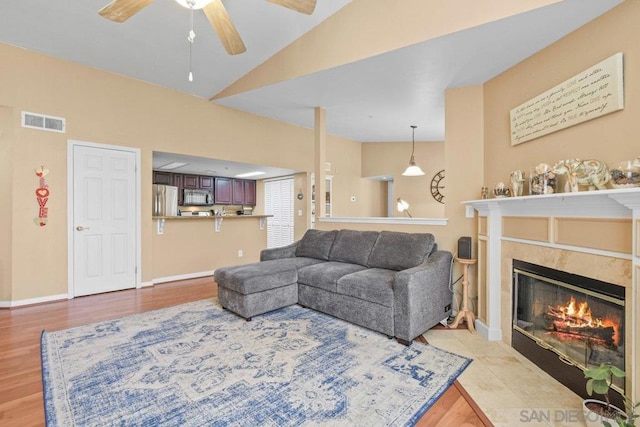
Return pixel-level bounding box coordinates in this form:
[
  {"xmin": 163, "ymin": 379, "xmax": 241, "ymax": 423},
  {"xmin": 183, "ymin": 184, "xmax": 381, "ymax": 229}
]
[{"xmin": 481, "ymin": 186, "xmax": 489, "ymax": 199}]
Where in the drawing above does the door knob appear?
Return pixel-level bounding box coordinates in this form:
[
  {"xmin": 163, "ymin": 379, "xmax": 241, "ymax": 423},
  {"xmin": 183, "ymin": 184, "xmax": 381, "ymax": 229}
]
[{"xmin": 76, "ymin": 226, "xmax": 90, "ymax": 231}]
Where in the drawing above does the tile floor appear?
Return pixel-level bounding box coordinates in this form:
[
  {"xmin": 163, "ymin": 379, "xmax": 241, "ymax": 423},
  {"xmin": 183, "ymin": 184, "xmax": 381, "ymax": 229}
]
[{"xmin": 423, "ymin": 329, "xmax": 589, "ymax": 427}]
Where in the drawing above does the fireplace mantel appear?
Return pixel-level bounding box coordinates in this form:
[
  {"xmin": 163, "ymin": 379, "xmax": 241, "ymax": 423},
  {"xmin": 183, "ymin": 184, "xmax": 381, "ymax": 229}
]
[
  {"xmin": 464, "ymin": 187, "xmax": 640, "ymax": 402},
  {"xmin": 463, "ymin": 187, "xmax": 640, "ymax": 218}
]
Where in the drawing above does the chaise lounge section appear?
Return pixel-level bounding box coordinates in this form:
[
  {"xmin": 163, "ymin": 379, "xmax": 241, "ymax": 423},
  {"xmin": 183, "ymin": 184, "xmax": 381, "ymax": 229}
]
[{"xmin": 214, "ymin": 229, "xmax": 453, "ymax": 343}]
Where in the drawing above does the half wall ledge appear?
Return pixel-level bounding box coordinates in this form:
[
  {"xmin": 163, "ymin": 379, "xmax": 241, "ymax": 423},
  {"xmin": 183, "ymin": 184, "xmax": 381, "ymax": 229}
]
[{"xmin": 318, "ymin": 217, "xmax": 448, "ymax": 226}]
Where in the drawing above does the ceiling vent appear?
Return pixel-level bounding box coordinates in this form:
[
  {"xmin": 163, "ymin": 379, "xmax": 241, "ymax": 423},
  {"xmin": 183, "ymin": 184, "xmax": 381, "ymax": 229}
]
[{"xmin": 21, "ymin": 111, "xmax": 66, "ymax": 133}]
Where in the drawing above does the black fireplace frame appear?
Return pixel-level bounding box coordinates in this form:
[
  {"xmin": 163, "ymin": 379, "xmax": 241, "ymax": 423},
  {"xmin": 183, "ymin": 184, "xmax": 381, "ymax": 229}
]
[{"xmin": 511, "ymin": 259, "xmax": 626, "ymax": 408}]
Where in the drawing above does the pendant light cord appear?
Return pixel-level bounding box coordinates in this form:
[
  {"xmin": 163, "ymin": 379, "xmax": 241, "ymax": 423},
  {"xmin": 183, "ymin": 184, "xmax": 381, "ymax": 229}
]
[
  {"xmin": 187, "ymin": 9, "xmax": 195, "ymax": 82},
  {"xmin": 410, "ymin": 125, "xmax": 417, "ymax": 161}
]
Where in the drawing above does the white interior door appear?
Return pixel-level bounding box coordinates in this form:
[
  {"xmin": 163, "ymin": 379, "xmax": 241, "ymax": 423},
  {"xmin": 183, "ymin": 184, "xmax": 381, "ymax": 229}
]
[
  {"xmin": 265, "ymin": 177, "xmax": 294, "ymax": 248},
  {"xmin": 71, "ymin": 143, "xmax": 138, "ymax": 297}
]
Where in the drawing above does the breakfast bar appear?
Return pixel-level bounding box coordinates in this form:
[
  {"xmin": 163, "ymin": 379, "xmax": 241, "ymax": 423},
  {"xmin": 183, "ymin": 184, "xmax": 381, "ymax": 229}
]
[
  {"xmin": 150, "ymin": 215, "xmax": 273, "ymax": 284},
  {"xmin": 153, "ymin": 214, "xmax": 272, "ymax": 234}
]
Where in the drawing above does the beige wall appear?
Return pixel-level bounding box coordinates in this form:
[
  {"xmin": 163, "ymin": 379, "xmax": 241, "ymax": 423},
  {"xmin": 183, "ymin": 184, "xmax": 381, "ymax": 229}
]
[
  {"xmin": 0, "ymin": 42, "xmax": 317, "ymax": 301},
  {"xmin": 362, "ymin": 141, "xmax": 445, "ymax": 218},
  {"xmin": 327, "ymin": 135, "xmax": 386, "ymax": 217},
  {"xmin": 484, "ymin": 1, "xmax": 640, "ymax": 188},
  {"xmin": 0, "ymin": 107, "xmax": 13, "ymax": 301}
]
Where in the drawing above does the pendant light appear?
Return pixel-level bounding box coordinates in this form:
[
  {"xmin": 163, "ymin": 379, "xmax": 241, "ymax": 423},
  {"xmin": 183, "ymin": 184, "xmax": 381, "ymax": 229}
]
[{"xmin": 402, "ymin": 125, "xmax": 425, "ymax": 176}]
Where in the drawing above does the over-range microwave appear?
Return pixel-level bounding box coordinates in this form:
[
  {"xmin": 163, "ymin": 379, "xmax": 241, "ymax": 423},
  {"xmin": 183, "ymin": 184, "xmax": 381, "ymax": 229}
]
[{"xmin": 183, "ymin": 188, "xmax": 213, "ymax": 206}]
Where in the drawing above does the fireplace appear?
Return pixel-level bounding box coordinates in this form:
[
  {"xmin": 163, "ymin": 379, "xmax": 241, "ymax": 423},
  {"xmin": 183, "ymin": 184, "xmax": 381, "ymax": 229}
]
[{"xmin": 512, "ymin": 260, "xmax": 626, "ymax": 406}]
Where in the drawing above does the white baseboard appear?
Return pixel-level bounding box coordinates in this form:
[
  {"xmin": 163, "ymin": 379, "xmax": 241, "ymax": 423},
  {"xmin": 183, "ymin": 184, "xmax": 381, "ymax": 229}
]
[
  {"xmin": 0, "ymin": 272, "xmax": 215, "ymax": 308},
  {"xmin": 152, "ymin": 270, "xmax": 215, "ymax": 285},
  {"xmin": 0, "ymin": 293, "xmax": 68, "ymax": 308},
  {"xmin": 475, "ymin": 319, "xmax": 503, "ymax": 341}
]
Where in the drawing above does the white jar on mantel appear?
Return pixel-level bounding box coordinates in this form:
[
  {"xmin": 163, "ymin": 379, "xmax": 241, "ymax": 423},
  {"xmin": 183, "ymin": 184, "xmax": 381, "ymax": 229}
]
[{"xmin": 530, "ymin": 163, "xmax": 556, "ymax": 195}]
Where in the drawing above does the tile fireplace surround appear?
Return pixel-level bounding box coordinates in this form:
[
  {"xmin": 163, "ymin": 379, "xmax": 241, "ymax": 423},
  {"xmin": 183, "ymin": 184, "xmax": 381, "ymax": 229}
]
[{"xmin": 464, "ymin": 187, "xmax": 640, "ymax": 403}]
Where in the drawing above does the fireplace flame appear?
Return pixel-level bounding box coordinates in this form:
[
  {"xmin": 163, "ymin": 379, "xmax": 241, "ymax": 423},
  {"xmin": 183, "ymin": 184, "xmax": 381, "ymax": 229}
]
[
  {"xmin": 560, "ymin": 297, "xmax": 600, "ymax": 327},
  {"xmin": 549, "ymin": 297, "xmax": 620, "ymax": 346}
]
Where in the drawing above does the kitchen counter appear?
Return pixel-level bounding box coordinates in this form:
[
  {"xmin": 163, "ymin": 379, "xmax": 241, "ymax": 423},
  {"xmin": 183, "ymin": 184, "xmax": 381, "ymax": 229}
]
[
  {"xmin": 153, "ymin": 214, "xmax": 272, "ymax": 233},
  {"xmin": 153, "ymin": 215, "xmax": 272, "ymax": 220}
]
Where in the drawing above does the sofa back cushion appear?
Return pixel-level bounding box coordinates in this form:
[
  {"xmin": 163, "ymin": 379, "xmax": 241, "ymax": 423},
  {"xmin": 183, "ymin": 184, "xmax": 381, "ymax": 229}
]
[
  {"xmin": 295, "ymin": 229, "xmax": 338, "ymax": 260},
  {"xmin": 328, "ymin": 230, "xmax": 379, "ymax": 266},
  {"xmin": 367, "ymin": 231, "xmax": 435, "ymax": 270}
]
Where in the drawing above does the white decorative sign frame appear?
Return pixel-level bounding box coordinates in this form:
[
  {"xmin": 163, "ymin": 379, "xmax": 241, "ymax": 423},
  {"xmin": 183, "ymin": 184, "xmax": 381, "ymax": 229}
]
[{"xmin": 510, "ymin": 52, "xmax": 624, "ymax": 146}]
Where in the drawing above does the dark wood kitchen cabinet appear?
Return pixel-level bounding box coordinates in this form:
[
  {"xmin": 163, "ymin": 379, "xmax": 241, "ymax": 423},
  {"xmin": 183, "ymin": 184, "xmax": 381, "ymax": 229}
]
[
  {"xmin": 215, "ymin": 178, "xmax": 256, "ymax": 205},
  {"xmin": 214, "ymin": 177, "xmax": 233, "ymax": 204},
  {"xmin": 244, "ymin": 180, "xmax": 256, "ymax": 205},
  {"xmin": 183, "ymin": 174, "xmax": 213, "ymax": 191},
  {"xmin": 183, "ymin": 174, "xmax": 199, "ymax": 189},
  {"xmin": 232, "ymin": 179, "xmax": 245, "ymax": 205},
  {"xmin": 154, "ymin": 171, "xmax": 256, "ymax": 206},
  {"xmin": 199, "ymin": 176, "xmax": 214, "ymax": 190},
  {"xmin": 153, "ymin": 171, "xmax": 173, "ymax": 185}
]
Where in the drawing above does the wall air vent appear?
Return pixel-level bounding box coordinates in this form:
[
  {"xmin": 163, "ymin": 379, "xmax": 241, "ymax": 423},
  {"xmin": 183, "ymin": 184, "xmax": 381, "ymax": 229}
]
[{"xmin": 21, "ymin": 111, "xmax": 66, "ymax": 133}]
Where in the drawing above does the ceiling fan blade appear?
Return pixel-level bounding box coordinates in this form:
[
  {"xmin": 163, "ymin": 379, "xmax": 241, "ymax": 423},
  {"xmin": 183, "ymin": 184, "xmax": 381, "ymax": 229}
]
[
  {"xmin": 267, "ymin": 0, "xmax": 316, "ymax": 15},
  {"xmin": 202, "ymin": 0, "xmax": 247, "ymax": 55},
  {"xmin": 98, "ymin": 0, "xmax": 154, "ymax": 23}
]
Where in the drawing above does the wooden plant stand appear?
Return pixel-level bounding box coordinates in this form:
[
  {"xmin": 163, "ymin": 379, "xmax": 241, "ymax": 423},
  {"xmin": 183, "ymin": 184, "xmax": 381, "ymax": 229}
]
[{"xmin": 449, "ymin": 257, "xmax": 477, "ymax": 332}]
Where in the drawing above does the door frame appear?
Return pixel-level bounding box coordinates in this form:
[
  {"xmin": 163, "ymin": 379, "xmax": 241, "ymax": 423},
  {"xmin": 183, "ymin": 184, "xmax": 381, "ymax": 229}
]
[{"xmin": 67, "ymin": 139, "xmax": 142, "ymax": 298}]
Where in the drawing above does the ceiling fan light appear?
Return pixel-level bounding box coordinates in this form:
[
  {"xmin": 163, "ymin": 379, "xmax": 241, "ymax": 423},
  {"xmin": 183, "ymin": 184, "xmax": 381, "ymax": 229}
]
[{"xmin": 174, "ymin": 0, "xmax": 214, "ymax": 10}]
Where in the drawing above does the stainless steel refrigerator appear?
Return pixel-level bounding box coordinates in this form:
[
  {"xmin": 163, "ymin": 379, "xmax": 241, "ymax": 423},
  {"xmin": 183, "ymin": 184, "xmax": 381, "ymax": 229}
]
[{"xmin": 153, "ymin": 184, "xmax": 178, "ymax": 216}]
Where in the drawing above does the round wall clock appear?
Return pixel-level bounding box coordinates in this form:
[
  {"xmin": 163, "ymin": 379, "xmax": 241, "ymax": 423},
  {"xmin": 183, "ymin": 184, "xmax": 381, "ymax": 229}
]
[{"xmin": 430, "ymin": 169, "xmax": 445, "ymax": 204}]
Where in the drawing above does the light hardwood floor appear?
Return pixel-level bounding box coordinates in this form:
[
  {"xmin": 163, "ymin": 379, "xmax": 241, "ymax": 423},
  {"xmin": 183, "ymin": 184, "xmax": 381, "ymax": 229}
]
[{"xmin": 0, "ymin": 278, "xmax": 491, "ymax": 426}]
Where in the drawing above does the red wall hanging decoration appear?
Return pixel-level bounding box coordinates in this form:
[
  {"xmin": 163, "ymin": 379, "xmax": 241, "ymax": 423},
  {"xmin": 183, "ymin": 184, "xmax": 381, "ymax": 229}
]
[{"xmin": 34, "ymin": 165, "xmax": 50, "ymax": 227}]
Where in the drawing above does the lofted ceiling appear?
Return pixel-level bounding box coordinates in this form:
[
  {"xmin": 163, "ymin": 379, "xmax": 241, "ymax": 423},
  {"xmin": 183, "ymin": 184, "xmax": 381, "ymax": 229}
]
[
  {"xmin": 214, "ymin": 0, "xmax": 624, "ymax": 142},
  {"xmin": 0, "ymin": 0, "xmax": 352, "ymax": 100},
  {"xmin": 0, "ymin": 0, "xmax": 623, "ymax": 145}
]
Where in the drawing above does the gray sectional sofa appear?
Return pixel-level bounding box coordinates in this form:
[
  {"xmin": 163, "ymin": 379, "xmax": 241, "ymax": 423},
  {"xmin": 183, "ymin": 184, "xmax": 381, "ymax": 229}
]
[{"xmin": 214, "ymin": 229, "xmax": 453, "ymax": 344}]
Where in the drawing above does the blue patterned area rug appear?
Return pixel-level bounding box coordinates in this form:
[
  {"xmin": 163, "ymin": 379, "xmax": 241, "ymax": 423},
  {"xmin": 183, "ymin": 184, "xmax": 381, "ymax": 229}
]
[{"xmin": 41, "ymin": 299, "xmax": 471, "ymax": 426}]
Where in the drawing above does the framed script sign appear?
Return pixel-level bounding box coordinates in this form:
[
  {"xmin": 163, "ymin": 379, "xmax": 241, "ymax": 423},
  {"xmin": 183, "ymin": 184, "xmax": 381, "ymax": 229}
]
[{"xmin": 510, "ymin": 52, "xmax": 624, "ymax": 146}]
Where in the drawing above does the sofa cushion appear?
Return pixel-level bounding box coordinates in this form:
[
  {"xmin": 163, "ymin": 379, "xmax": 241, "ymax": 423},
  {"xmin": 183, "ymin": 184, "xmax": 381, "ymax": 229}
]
[
  {"xmin": 367, "ymin": 231, "xmax": 435, "ymax": 271},
  {"xmin": 295, "ymin": 229, "xmax": 339, "ymax": 260},
  {"xmin": 337, "ymin": 268, "xmax": 396, "ymax": 307},
  {"xmin": 298, "ymin": 261, "xmax": 367, "ymax": 292},
  {"xmin": 328, "ymin": 230, "xmax": 379, "ymax": 267},
  {"xmin": 214, "ymin": 257, "xmax": 323, "ymax": 295}
]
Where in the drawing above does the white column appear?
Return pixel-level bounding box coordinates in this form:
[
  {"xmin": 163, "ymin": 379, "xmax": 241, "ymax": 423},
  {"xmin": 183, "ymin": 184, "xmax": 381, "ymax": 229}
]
[
  {"xmin": 314, "ymin": 107, "xmax": 326, "ymax": 219},
  {"xmin": 475, "ymin": 204, "xmax": 503, "ymax": 341}
]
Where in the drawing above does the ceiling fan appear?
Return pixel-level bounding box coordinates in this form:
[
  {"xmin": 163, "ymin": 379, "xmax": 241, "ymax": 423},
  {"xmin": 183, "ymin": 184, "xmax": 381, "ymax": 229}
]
[{"xmin": 98, "ymin": 0, "xmax": 317, "ymax": 55}]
